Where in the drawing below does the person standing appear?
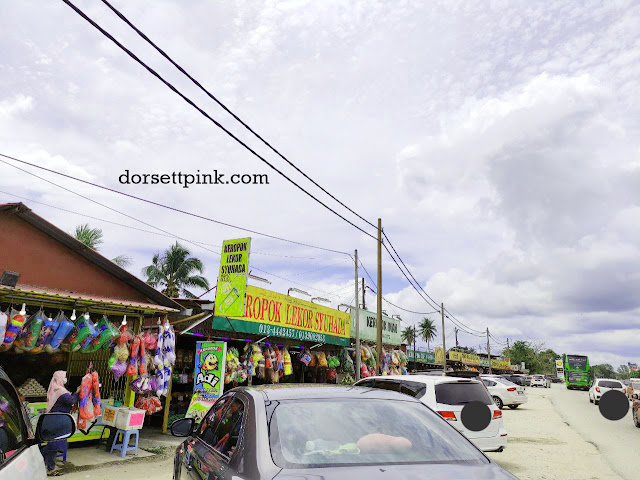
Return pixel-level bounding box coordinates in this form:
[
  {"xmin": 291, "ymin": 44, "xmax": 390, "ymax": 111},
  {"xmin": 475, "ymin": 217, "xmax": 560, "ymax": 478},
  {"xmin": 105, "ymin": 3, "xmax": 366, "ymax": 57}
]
[{"xmin": 40, "ymin": 371, "xmax": 79, "ymax": 476}]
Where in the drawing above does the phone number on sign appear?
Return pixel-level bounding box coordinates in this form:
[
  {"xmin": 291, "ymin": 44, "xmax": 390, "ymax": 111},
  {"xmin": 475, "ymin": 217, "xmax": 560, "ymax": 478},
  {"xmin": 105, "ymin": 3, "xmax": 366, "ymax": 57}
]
[{"xmin": 257, "ymin": 324, "xmax": 326, "ymax": 343}]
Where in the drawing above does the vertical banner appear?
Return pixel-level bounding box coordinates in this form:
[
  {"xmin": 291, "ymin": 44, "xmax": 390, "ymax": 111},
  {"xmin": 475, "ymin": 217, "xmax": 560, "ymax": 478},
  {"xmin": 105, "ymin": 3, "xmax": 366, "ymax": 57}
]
[
  {"xmin": 185, "ymin": 341, "xmax": 227, "ymax": 421},
  {"xmin": 214, "ymin": 238, "xmax": 251, "ymax": 317}
]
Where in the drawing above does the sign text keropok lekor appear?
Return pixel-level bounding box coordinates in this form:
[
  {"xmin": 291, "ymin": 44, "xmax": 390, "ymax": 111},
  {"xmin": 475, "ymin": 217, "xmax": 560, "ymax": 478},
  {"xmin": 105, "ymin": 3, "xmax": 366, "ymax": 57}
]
[
  {"xmin": 240, "ymin": 285, "xmax": 350, "ymax": 339},
  {"xmin": 214, "ymin": 238, "xmax": 251, "ymax": 317}
]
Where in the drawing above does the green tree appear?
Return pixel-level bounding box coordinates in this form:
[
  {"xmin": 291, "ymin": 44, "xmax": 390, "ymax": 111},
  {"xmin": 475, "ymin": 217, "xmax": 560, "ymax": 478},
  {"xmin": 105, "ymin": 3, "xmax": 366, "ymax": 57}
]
[
  {"xmin": 74, "ymin": 224, "xmax": 132, "ymax": 268},
  {"xmin": 401, "ymin": 326, "xmax": 416, "ymax": 347},
  {"xmin": 418, "ymin": 317, "xmax": 437, "ymax": 352},
  {"xmin": 592, "ymin": 364, "xmax": 616, "ymax": 379},
  {"xmin": 451, "ymin": 346, "xmax": 476, "ymax": 354},
  {"xmin": 143, "ymin": 242, "xmax": 209, "ymax": 298},
  {"xmin": 617, "ymin": 364, "xmax": 631, "ymax": 379}
]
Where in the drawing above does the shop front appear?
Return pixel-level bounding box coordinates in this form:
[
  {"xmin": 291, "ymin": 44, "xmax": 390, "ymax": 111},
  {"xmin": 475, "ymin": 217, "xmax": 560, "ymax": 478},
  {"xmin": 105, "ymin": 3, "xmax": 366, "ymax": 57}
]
[{"xmin": 0, "ymin": 203, "xmax": 180, "ymax": 442}]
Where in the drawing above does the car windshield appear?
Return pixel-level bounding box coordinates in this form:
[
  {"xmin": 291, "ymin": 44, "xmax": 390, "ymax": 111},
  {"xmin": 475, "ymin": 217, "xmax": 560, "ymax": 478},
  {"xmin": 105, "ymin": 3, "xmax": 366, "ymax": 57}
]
[
  {"xmin": 435, "ymin": 381, "xmax": 492, "ymax": 406},
  {"xmin": 495, "ymin": 378, "xmax": 517, "ymax": 387},
  {"xmin": 598, "ymin": 380, "xmax": 622, "ymax": 389},
  {"xmin": 269, "ymin": 398, "xmax": 487, "ymax": 468}
]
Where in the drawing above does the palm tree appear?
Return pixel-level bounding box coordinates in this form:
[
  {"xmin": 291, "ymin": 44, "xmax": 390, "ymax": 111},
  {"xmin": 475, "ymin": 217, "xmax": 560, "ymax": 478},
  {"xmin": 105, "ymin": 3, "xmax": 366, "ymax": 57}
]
[
  {"xmin": 74, "ymin": 224, "xmax": 132, "ymax": 268},
  {"xmin": 401, "ymin": 326, "xmax": 416, "ymax": 346},
  {"xmin": 419, "ymin": 317, "xmax": 437, "ymax": 352},
  {"xmin": 143, "ymin": 242, "xmax": 210, "ymax": 298},
  {"xmin": 74, "ymin": 224, "xmax": 103, "ymax": 249}
]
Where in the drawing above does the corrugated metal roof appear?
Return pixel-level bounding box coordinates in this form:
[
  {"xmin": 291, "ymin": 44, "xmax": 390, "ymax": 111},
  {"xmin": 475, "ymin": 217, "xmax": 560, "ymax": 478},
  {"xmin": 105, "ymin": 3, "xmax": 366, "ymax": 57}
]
[{"xmin": 0, "ymin": 202, "xmax": 180, "ymax": 311}]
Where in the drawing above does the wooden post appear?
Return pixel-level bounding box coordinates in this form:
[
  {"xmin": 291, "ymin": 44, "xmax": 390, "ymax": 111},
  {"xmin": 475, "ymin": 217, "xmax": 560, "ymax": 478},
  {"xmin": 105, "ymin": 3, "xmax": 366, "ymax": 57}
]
[{"xmin": 162, "ymin": 372, "xmax": 173, "ymax": 433}]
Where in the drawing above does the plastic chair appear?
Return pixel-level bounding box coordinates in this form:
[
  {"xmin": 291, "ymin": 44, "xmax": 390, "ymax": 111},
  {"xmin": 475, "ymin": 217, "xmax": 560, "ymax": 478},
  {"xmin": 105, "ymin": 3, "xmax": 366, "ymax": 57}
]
[
  {"xmin": 55, "ymin": 441, "xmax": 67, "ymax": 463},
  {"xmin": 109, "ymin": 429, "xmax": 139, "ymax": 457}
]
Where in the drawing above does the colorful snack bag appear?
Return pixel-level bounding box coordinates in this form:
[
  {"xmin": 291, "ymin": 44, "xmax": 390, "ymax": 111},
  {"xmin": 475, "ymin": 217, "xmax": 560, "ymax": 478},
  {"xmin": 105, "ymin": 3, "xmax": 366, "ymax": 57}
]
[
  {"xmin": 31, "ymin": 313, "xmax": 59, "ymax": 353},
  {"xmin": 22, "ymin": 310, "xmax": 44, "ymax": 350},
  {"xmin": 0, "ymin": 309, "xmax": 8, "ymax": 344},
  {"xmin": 82, "ymin": 316, "xmax": 119, "ymax": 353},
  {"xmin": 71, "ymin": 313, "xmax": 97, "ymax": 352},
  {"xmin": 49, "ymin": 313, "xmax": 74, "ymax": 350},
  {"xmin": 2, "ymin": 304, "xmax": 27, "ymax": 348}
]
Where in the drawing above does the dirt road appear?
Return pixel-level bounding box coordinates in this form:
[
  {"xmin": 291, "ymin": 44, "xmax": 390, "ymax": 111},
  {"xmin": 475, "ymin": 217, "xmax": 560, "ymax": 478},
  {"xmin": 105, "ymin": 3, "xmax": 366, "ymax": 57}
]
[{"xmin": 487, "ymin": 384, "xmax": 624, "ymax": 480}]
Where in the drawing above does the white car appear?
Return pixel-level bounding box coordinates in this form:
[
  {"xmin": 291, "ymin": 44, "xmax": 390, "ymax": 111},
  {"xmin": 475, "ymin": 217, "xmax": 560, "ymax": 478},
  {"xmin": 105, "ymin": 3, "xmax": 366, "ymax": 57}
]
[
  {"xmin": 530, "ymin": 375, "xmax": 550, "ymax": 388},
  {"xmin": 589, "ymin": 378, "xmax": 625, "ymax": 405},
  {"xmin": 481, "ymin": 375, "xmax": 528, "ymax": 410},
  {"xmin": 355, "ymin": 374, "xmax": 508, "ymax": 452}
]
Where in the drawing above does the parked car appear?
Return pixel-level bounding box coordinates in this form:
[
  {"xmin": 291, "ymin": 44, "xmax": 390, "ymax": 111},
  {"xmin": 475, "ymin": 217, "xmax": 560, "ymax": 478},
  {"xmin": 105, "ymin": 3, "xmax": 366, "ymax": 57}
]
[
  {"xmin": 499, "ymin": 374, "xmax": 526, "ymax": 386},
  {"xmin": 356, "ymin": 375, "xmax": 508, "ymax": 452},
  {"xmin": 530, "ymin": 375, "xmax": 550, "ymax": 388},
  {"xmin": 626, "ymin": 379, "xmax": 640, "ymax": 400},
  {"xmin": 524, "ymin": 375, "xmax": 533, "ymax": 386},
  {"xmin": 550, "ymin": 376, "xmax": 563, "ymax": 384},
  {"xmin": 0, "ymin": 367, "xmax": 76, "ymax": 480},
  {"xmin": 481, "ymin": 375, "xmax": 528, "ymax": 410},
  {"xmin": 633, "ymin": 399, "xmax": 640, "ymax": 428},
  {"xmin": 170, "ymin": 385, "xmax": 518, "ymax": 480},
  {"xmin": 589, "ymin": 378, "xmax": 625, "ymax": 405}
]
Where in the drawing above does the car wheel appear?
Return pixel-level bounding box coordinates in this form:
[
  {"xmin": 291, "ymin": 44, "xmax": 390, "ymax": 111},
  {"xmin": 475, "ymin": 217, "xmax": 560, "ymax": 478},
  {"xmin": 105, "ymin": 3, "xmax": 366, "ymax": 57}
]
[
  {"xmin": 493, "ymin": 396, "xmax": 504, "ymax": 409},
  {"xmin": 633, "ymin": 408, "xmax": 640, "ymax": 428},
  {"xmin": 508, "ymin": 405, "xmax": 519, "ymax": 409},
  {"xmin": 594, "ymin": 399, "xmax": 599, "ymax": 405},
  {"xmin": 589, "ymin": 395, "xmax": 593, "ymax": 403}
]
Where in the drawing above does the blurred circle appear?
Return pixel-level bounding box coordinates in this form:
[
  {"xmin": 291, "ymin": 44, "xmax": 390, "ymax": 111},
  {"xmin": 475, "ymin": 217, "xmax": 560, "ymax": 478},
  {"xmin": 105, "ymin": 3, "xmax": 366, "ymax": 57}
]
[
  {"xmin": 461, "ymin": 401, "xmax": 492, "ymax": 431},
  {"xmin": 598, "ymin": 390, "xmax": 629, "ymax": 421}
]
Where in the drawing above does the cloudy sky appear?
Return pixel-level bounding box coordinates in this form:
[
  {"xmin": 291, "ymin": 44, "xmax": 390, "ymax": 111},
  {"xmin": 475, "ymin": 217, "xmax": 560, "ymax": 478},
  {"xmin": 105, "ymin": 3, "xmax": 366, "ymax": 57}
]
[{"xmin": 1, "ymin": 0, "xmax": 639, "ymax": 366}]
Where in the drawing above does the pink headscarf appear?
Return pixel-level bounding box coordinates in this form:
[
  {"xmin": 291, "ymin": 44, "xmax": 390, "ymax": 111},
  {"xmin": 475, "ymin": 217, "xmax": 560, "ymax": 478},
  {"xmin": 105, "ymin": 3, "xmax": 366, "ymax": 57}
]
[{"xmin": 47, "ymin": 371, "xmax": 70, "ymax": 412}]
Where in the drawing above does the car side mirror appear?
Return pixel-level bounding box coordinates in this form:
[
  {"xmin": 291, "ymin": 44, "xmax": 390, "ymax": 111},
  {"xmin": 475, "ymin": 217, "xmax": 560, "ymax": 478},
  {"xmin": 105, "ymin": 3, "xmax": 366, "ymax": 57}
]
[
  {"xmin": 171, "ymin": 417, "xmax": 196, "ymax": 437},
  {"xmin": 36, "ymin": 413, "xmax": 76, "ymax": 443}
]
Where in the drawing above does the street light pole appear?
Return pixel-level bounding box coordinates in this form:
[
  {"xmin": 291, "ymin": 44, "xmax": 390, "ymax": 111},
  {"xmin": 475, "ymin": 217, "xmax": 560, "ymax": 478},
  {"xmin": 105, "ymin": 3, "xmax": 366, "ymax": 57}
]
[
  {"xmin": 441, "ymin": 303, "xmax": 446, "ymax": 374},
  {"xmin": 354, "ymin": 249, "xmax": 361, "ymax": 381},
  {"xmin": 487, "ymin": 327, "xmax": 492, "ymax": 374}
]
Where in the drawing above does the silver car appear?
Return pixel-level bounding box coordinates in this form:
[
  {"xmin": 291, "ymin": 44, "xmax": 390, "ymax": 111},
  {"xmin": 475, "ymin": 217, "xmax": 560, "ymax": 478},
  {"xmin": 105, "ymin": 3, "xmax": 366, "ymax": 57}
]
[{"xmin": 170, "ymin": 385, "xmax": 519, "ymax": 479}]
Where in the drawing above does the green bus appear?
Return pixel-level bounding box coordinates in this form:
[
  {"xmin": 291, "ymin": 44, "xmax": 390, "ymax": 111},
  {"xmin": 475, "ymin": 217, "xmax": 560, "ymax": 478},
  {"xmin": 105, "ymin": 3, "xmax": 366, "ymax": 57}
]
[{"xmin": 563, "ymin": 354, "xmax": 590, "ymax": 390}]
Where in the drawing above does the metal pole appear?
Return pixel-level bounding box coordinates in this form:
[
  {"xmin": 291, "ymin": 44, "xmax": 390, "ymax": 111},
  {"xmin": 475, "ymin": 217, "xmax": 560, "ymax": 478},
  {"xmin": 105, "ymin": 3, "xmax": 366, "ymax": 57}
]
[
  {"xmin": 413, "ymin": 325, "xmax": 416, "ymax": 372},
  {"xmin": 354, "ymin": 249, "xmax": 361, "ymax": 381},
  {"xmin": 441, "ymin": 303, "xmax": 446, "ymax": 373},
  {"xmin": 362, "ymin": 278, "xmax": 366, "ymax": 310},
  {"xmin": 376, "ymin": 218, "xmax": 383, "ymax": 374},
  {"xmin": 487, "ymin": 327, "xmax": 492, "ymax": 374}
]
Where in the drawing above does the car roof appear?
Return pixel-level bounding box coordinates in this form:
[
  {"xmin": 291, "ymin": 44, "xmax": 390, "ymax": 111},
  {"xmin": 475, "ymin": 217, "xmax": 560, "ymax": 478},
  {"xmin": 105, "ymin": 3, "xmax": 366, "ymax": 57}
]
[
  {"xmin": 358, "ymin": 374, "xmax": 482, "ymax": 385},
  {"xmin": 236, "ymin": 384, "xmax": 422, "ymax": 402},
  {"xmin": 595, "ymin": 378, "xmax": 622, "ymax": 382}
]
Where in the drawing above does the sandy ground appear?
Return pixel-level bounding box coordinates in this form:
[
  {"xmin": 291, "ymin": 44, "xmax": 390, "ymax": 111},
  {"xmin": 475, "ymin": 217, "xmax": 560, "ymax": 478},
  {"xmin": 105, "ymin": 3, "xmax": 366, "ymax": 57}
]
[{"xmin": 487, "ymin": 384, "xmax": 623, "ymax": 480}]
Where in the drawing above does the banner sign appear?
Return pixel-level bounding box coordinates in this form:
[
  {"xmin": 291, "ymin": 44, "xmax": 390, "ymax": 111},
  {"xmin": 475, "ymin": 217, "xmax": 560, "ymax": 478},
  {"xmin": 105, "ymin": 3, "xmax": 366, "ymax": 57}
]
[
  {"xmin": 435, "ymin": 347, "xmax": 445, "ymax": 364},
  {"xmin": 243, "ymin": 285, "xmax": 351, "ymax": 343},
  {"xmin": 629, "ymin": 362, "xmax": 638, "ymax": 371},
  {"xmin": 449, "ymin": 351, "xmax": 481, "ymax": 365},
  {"xmin": 185, "ymin": 341, "xmax": 227, "ymax": 421},
  {"xmin": 350, "ymin": 308, "xmax": 401, "ymax": 345},
  {"xmin": 406, "ymin": 349, "xmax": 436, "ymax": 363},
  {"xmin": 491, "ymin": 358, "xmax": 511, "ymax": 370},
  {"xmin": 214, "ymin": 238, "xmax": 251, "ymax": 317}
]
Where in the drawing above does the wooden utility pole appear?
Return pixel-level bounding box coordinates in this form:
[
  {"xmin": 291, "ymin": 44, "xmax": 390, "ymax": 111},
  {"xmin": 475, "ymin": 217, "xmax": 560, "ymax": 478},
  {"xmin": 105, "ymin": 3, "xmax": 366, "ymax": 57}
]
[
  {"xmin": 354, "ymin": 249, "xmax": 361, "ymax": 381},
  {"xmin": 487, "ymin": 327, "xmax": 492, "ymax": 374},
  {"xmin": 413, "ymin": 325, "xmax": 417, "ymax": 372},
  {"xmin": 376, "ymin": 218, "xmax": 383, "ymax": 373},
  {"xmin": 362, "ymin": 278, "xmax": 366, "ymax": 309},
  {"xmin": 455, "ymin": 327, "xmax": 459, "ymax": 348},
  {"xmin": 441, "ymin": 303, "xmax": 446, "ymax": 373}
]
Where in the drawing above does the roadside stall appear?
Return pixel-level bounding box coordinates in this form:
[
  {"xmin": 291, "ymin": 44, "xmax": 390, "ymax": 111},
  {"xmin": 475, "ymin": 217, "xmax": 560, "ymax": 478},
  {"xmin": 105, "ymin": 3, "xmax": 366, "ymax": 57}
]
[{"xmin": 0, "ymin": 203, "xmax": 180, "ymax": 444}]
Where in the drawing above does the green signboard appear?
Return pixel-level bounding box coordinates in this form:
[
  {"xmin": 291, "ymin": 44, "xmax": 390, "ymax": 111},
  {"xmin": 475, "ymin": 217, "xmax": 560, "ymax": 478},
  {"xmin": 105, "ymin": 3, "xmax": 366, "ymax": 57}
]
[
  {"xmin": 211, "ymin": 316, "xmax": 350, "ymax": 346},
  {"xmin": 185, "ymin": 341, "xmax": 227, "ymax": 422},
  {"xmin": 406, "ymin": 349, "xmax": 436, "ymax": 363},
  {"xmin": 350, "ymin": 308, "xmax": 401, "ymax": 345},
  {"xmin": 214, "ymin": 238, "xmax": 251, "ymax": 317}
]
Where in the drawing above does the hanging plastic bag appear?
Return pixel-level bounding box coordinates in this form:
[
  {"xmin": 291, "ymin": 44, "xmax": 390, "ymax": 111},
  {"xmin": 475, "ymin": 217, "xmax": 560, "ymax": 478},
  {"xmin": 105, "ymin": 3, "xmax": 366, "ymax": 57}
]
[
  {"xmin": 283, "ymin": 348, "xmax": 293, "ymax": 375},
  {"xmin": 83, "ymin": 316, "xmax": 119, "ymax": 353},
  {"xmin": 49, "ymin": 312, "xmax": 75, "ymax": 351},
  {"xmin": 2, "ymin": 304, "xmax": 27, "ymax": 348},
  {"xmin": 70, "ymin": 313, "xmax": 97, "ymax": 352},
  {"xmin": 127, "ymin": 335, "xmax": 141, "ymax": 377},
  {"xmin": 21, "ymin": 310, "xmax": 44, "ymax": 351},
  {"xmin": 32, "ymin": 312, "xmax": 59, "ymax": 353},
  {"xmin": 0, "ymin": 308, "xmax": 8, "ymax": 344}
]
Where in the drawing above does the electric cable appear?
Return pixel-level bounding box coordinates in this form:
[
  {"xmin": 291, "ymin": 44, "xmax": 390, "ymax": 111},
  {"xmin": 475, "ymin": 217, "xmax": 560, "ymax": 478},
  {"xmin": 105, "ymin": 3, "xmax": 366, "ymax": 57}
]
[
  {"xmin": 99, "ymin": 0, "xmax": 376, "ymax": 232},
  {"xmin": 0, "ymin": 153, "xmax": 350, "ymax": 255},
  {"xmin": 59, "ymin": 0, "xmax": 378, "ymax": 242}
]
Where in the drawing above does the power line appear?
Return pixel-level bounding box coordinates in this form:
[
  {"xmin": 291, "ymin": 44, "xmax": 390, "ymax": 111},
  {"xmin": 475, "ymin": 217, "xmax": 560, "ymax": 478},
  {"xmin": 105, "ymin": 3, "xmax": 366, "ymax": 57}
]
[
  {"xmin": 59, "ymin": 0, "xmax": 377, "ymax": 242},
  {"xmin": 0, "ymin": 189, "xmax": 323, "ymax": 261},
  {"xmin": 99, "ymin": 0, "xmax": 376, "ymax": 232},
  {"xmin": 0, "ymin": 153, "xmax": 350, "ymax": 255}
]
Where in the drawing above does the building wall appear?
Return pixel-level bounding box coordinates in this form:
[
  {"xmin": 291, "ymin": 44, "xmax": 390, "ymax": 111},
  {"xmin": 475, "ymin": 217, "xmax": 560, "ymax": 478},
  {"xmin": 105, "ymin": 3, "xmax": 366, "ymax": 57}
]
[{"xmin": 0, "ymin": 211, "xmax": 150, "ymax": 302}]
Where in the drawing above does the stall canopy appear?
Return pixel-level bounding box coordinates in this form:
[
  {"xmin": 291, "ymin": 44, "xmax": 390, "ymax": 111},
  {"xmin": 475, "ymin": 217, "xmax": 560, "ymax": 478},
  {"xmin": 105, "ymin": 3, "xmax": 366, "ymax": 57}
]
[{"xmin": 0, "ymin": 202, "xmax": 180, "ymax": 314}]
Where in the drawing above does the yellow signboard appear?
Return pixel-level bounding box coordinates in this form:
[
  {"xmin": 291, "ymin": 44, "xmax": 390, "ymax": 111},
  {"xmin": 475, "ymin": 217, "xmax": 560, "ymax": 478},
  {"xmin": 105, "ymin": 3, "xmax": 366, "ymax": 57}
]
[
  {"xmin": 435, "ymin": 347, "xmax": 445, "ymax": 364},
  {"xmin": 214, "ymin": 238, "xmax": 251, "ymax": 317},
  {"xmin": 448, "ymin": 350, "xmax": 481, "ymax": 365},
  {"xmin": 491, "ymin": 358, "xmax": 511, "ymax": 370},
  {"xmin": 238, "ymin": 286, "xmax": 350, "ymax": 340}
]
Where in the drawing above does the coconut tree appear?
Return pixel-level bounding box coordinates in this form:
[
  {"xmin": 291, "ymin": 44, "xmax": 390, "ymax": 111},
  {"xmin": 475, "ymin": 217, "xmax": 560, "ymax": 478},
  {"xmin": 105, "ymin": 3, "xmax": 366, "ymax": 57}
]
[
  {"xmin": 401, "ymin": 326, "xmax": 416, "ymax": 346},
  {"xmin": 419, "ymin": 317, "xmax": 437, "ymax": 352},
  {"xmin": 73, "ymin": 224, "xmax": 132, "ymax": 268},
  {"xmin": 143, "ymin": 242, "xmax": 209, "ymax": 298}
]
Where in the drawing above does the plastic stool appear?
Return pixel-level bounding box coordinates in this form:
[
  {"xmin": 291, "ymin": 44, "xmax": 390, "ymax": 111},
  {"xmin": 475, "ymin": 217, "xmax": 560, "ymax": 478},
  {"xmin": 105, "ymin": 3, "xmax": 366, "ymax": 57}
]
[
  {"xmin": 109, "ymin": 429, "xmax": 139, "ymax": 457},
  {"xmin": 55, "ymin": 441, "xmax": 67, "ymax": 463}
]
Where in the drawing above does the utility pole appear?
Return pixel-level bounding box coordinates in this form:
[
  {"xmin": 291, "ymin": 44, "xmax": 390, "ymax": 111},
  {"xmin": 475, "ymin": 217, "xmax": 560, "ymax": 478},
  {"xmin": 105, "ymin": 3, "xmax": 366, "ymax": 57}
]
[
  {"xmin": 441, "ymin": 303, "xmax": 446, "ymax": 374},
  {"xmin": 354, "ymin": 249, "xmax": 361, "ymax": 381},
  {"xmin": 506, "ymin": 338, "xmax": 510, "ymax": 357},
  {"xmin": 487, "ymin": 327, "xmax": 492, "ymax": 374},
  {"xmin": 362, "ymin": 278, "xmax": 366, "ymax": 309},
  {"xmin": 455, "ymin": 327, "xmax": 459, "ymax": 348},
  {"xmin": 376, "ymin": 218, "xmax": 383, "ymax": 373},
  {"xmin": 413, "ymin": 325, "xmax": 417, "ymax": 372}
]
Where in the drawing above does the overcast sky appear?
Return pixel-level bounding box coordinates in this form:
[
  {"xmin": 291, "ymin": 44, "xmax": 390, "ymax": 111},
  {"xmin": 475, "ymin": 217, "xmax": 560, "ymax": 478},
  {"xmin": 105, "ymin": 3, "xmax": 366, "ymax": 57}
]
[{"xmin": 1, "ymin": 0, "xmax": 639, "ymax": 367}]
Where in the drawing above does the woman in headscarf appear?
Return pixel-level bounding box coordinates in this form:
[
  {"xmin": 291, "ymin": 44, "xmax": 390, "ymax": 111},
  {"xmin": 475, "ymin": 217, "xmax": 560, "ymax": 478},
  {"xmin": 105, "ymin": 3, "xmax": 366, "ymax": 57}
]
[{"xmin": 40, "ymin": 371, "xmax": 79, "ymax": 476}]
